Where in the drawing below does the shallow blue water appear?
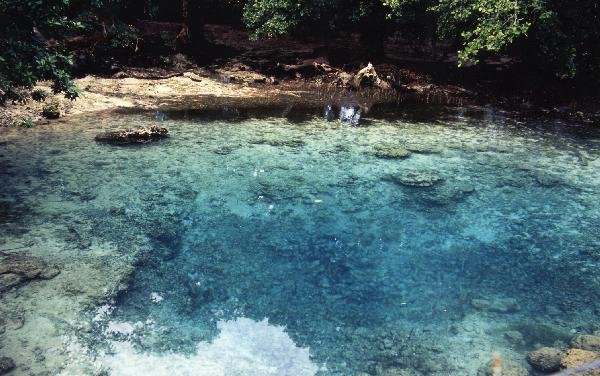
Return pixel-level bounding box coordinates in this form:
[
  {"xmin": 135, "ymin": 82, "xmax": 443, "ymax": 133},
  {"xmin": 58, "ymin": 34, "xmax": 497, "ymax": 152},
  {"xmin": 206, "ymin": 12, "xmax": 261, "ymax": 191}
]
[{"xmin": 2, "ymin": 105, "xmax": 600, "ymax": 375}]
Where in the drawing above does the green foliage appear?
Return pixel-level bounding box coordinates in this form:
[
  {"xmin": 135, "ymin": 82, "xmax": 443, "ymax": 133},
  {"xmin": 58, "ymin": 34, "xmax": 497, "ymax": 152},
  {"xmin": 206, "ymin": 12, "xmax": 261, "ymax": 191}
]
[
  {"xmin": 1, "ymin": 0, "xmax": 598, "ymax": 103},
  {"xmin": 529, "ymin": 0, "xmax": 600, "ymax": 83},
  {"xmin": 19, "ymin": 118, "xmax": 35, "ymax": 128},
  {"xmin": 382, "ymin": 0, "xmax": 425, "ymax": 17},
  {"xmin": 383, "ymin": 0, "xmax": 600, "ymax": 83},
  {"xmin": 95, "ymin": 23, "xmax": 141, "ymax": 64},
  {"xmin": 431, "ymin": 0, "xmax": 543, "ymax": 65},
  {"xmin": 0, "ymin": 0, "xmax": 81, "ymax": 102},
  {"xmin": 242, "ymin": 0, "xmax": 383, "ymax": 38},
  {"xmin": 31, "ymin": 89, "xmax": 49, "ymax": 102},
  {"xmin": 243, "ymin": 0, "xmax": 301, "ymax": 38},
  {"xmin": 42, "ymin": 99, "xmax": 61, "ymax": 119},
  {"xmin": 242, "ymin": 0, "xmax": 541, "ymax": 65}
]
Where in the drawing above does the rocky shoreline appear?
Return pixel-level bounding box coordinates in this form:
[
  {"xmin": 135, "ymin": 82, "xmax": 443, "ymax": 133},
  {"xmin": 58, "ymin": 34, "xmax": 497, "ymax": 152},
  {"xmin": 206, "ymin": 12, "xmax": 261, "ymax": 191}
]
[
  {"xmin": 2, "ymin": 69, "xmax": 598, "ymax": 131},
  {"xmin": 0, "ymin": 60, "xmax": 467, "ymax": 129}
]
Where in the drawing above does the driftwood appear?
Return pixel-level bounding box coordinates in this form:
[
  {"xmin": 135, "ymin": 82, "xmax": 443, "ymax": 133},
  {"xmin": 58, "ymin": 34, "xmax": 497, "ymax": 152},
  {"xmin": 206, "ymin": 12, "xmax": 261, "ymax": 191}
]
[
  {"xmin": 351, "ymin": 62, "xmax": 391, "ymax": 90},
  {"xmin": 278, "ymin": 57, "xmax": 339, "ymax": 76},
  {"xmin": 183, "ymin": 71, "xmax": 203, "ymax": 82},
  {"xmin": 113, "ymin": 69, "xmax": 184, "ymax": 80}
]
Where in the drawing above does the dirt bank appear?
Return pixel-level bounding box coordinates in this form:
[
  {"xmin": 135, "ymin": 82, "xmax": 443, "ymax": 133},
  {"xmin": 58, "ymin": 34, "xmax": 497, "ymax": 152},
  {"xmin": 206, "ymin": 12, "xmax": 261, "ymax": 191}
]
[
  {"xmin": 1, "ymin": 24, "xmax": 475, "ymax": 128},
  {"xmin": 0, "ymin": 74, "xmax": 279, "ymax": 127},
  {"xmin": 0, "ymin": 70, "xmax": 473, "ymax": 128}
]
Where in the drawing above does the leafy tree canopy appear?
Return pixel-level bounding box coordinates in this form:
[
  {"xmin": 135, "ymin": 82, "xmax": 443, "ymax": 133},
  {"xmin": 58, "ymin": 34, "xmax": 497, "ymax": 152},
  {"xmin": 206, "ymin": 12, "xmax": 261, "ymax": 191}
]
[
  {"xmin": 242, "ymin": 0, "xmax": 600, "ymax": 83},
  {"xmin": 243, "ymin": 0, "xmax": 380, "ymax": 38},
  {"xmin": 0, "ymin": 0, "xmax": 81, "ymax": 102}
]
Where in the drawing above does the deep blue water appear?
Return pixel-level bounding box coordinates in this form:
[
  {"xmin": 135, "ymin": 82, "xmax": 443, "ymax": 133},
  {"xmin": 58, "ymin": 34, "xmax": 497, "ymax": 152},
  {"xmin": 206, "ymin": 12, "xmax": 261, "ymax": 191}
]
[{"xmin": 2, "ymin": 105, "xmax": 600, "ymax": 375}]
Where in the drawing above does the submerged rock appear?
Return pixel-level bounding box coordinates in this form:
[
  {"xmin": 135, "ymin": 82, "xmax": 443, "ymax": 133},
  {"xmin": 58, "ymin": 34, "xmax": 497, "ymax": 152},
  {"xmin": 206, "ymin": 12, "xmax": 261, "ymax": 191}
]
[
  {"xmin": 470, "ymin": 297, "xmax": 520, "ymax": 313},
  {"xmin": 420, "ymin": 181, "xmax": 475, "ymax": 205},
  {"xmin": 380, "ymin": 367, "xmax": 416, "ymax": 376},
  {"xmin": 0, "ymin": 254, "xmax": 60, "ymax": 293},
  {"xmin": 535, "ymin": 171, "xmax": 563, "ymax": 187},
  {"xmin": 403, "ymin": 143, "xmax": 442, "ymax": 154},
  {"xmin": 504, "ymin": 330, "xmax": 525, "ymax": 345},
  {"xmin": 94, "ymin": 126, "xmax": 169, "ymax": 145},
  {"xmin": 527, "ymin": 347, "xmax": 563, "ymax": 372},
  {"xmin": 477, "ymin": 358, "xmax": 528, "ymax": 376},
  {"xmin": 0, "ymin": 357, "xmax": 15, "ymax": 375},
  {"xmin": 387, "ymin": 170, "xmax": 443, "ymax": 187},
  {"xmin": 324, "ymin": 105, "xmax": 336, "ymax": 122},
  {"xmin": 340, "ymin": 105, "xmax": 362, "ymax": 125},
  {"xmin": 212, "ymin": 144, "xmax": 238, "ymax": 155},
  {"xmin": 509, "ymin": 322, "xmax": 573, "ymax": 347},
  {"xmin": 560, "ymin": 348, "xmax": 600, "ymax": 370},
  {"xmin": 374, "ymin": 144, "xmax": 411, "ymax": 159},
  {"xmin": 571, "ymin": 335, "xmax": 600, "ymax": 352},
  {"xmin": 250, "ymin": 136, "xmax": 305, "ymax": 148},
  {"xmin": 257, "ymin": 174, "xmax": 307, "ymax": 200}
]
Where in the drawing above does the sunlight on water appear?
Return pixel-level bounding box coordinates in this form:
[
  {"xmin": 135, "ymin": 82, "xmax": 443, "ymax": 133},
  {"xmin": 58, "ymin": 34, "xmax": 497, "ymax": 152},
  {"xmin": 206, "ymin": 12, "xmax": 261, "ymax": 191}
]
[
  {"xmin": 1, "ymin": 105, "xmax": 599, "ymax": 375},
  {"xmin": 100, "ymin": 317, "xmax": 318, "ymax": 376}
]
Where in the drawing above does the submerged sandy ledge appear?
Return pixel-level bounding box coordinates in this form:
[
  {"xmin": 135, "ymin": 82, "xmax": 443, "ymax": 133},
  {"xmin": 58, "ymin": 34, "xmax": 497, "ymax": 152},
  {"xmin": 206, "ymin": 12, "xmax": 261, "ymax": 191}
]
[
  {"xmin": 0, "ymin": 113, "xmax": 194, "ymax": 373},
  {"xmin": 0, "ymin": 224, "xmax": 147, "ymax": 374}
]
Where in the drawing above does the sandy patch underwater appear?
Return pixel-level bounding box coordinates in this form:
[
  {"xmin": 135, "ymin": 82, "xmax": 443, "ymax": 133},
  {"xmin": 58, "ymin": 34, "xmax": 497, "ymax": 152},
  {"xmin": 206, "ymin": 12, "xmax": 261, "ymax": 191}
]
[{"xmin": 1, "ymin": 105, "xmax": 600, "ymax": 375}]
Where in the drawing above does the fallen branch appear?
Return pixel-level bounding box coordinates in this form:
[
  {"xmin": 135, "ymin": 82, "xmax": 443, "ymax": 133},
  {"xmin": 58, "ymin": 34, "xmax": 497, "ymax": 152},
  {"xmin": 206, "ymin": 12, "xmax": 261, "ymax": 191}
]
[
  {"xmin": 278, "ymin": 57, "xmax": 340, "ymax": 76},
  {"xmin": 119, "ymin": 70, "xmax": 184, "ymax": 80}
]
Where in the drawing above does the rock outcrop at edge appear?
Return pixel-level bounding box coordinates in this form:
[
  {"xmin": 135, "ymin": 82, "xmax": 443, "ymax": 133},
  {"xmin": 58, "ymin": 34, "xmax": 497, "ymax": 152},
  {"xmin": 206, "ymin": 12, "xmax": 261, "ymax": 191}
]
[
  {"xmin": 95, "ymin": 126, "xmax": 169, "ymax": 145},
  {"xmin": 351, "ymin": 63, "xmax": 391, "ymax": 90}
]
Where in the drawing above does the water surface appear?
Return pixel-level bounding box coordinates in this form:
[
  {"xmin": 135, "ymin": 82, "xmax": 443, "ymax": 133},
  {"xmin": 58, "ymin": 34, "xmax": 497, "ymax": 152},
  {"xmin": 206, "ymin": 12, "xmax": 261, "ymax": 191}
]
[{"xmin": 1, "ymin": 106, "xmax": 599, "ymax": 375}]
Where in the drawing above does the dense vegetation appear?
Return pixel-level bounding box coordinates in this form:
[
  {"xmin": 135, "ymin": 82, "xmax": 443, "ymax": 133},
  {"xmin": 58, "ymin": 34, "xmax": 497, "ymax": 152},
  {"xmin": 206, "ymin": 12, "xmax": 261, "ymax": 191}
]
[
  {"xmin": 0, "ymin": 0, "xmax": 81, "ymax": 101},
  {"xmin": 0, "ymin": 0, "xmax": 598, "ymax": 102}
]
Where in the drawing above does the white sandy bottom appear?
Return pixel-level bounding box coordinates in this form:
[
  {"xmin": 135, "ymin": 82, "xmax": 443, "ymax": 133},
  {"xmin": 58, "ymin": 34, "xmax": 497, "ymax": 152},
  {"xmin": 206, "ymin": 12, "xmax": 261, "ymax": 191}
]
[{"xmin": 100, "ymin": 317, "xmax": 319, "ymax": 376}]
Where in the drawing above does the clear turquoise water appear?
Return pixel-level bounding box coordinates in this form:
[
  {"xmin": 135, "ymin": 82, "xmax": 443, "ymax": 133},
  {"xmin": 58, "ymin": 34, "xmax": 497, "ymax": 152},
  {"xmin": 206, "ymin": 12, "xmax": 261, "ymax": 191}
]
[{"xmin": 1, "ymin": 106, "xmax": 600, "ymax": 375}]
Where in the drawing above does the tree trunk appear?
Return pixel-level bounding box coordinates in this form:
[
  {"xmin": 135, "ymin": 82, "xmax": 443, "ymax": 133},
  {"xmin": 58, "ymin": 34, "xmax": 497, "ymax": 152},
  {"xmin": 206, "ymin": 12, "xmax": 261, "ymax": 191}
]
[
  {"xmin": 359, "ymin": 4, "xmax": 387, "ymax": 62},
  {"xmin": 176, "ymin": 0, "xmax": 189, "ymax": 43}
]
